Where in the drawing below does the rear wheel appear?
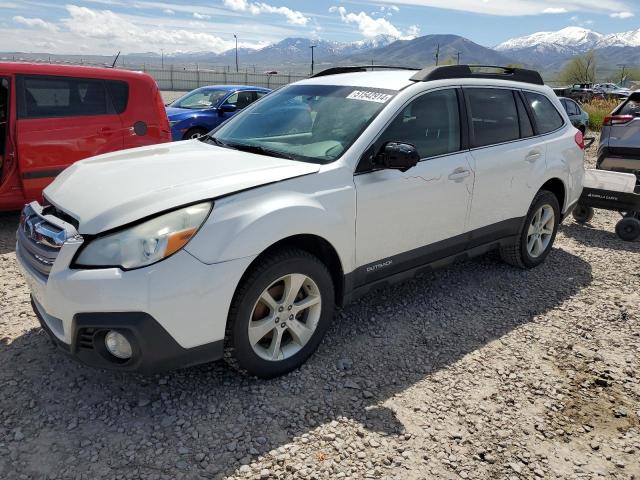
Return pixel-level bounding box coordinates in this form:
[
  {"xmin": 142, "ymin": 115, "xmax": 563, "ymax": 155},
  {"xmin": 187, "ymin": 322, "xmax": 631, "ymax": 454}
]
[
  {"xmin": 572, "ymin": 204, "xmax": 595, "ymax": 224},
  {"xmin": 500, "ymin": 190, "xmax": 560, "ymax": 268},
  {"xmin": 615, "ymin": 217, "xmax": 640, "ymax": 242},
  {"xmin": 227, "ymin": 249, "xmax": 335, "ymax": 378},
  {"xmin": 183, "ymin": 127, "xmax": 208, "ymax": 140}
]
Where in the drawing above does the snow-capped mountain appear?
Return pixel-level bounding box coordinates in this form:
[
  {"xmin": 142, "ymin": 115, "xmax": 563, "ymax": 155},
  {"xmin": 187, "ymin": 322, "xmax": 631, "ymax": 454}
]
[
  {"xmin": 496, "ymin": 27, "xmax": 604, "ymax": 53},
  {"xmin": 496, "ymin": 27, "xmax": 640, "ymax": 68}
]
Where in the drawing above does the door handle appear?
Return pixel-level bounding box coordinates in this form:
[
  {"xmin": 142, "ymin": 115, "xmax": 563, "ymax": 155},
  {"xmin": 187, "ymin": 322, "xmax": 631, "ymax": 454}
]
[
  {"xmin": 525, "ymin": 151, "xmax": 542, "ymax": 163},
  {"xmin": 448, "ymin": 168, "xmax": 471, "ymax": 182}
]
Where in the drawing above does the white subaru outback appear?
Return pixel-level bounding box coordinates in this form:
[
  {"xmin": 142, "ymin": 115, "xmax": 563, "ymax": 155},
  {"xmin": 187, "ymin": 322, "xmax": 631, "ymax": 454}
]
[{"xmin": 16, "ymin": 65, "xmax": 585, "ymax": 378}]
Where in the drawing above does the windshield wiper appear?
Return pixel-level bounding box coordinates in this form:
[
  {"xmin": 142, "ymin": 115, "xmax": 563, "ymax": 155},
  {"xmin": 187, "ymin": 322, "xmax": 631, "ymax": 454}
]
[
  {"xmin": 202, "ymin": 135, "xmax": 233, "ymax": 148},
  {"xmin": 225, "ymin": 142, "xmax": 296, "ymax": 160}
]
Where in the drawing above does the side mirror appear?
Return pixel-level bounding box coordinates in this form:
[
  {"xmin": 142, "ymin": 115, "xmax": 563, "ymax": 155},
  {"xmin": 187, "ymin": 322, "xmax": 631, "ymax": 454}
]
[
  {"xmin": 219, "ymin": 103, "xmax": 237, "ymax": 114},
  {"xmin": 376, "ymin": 142, "xmax": 420, "ymax": 171}
]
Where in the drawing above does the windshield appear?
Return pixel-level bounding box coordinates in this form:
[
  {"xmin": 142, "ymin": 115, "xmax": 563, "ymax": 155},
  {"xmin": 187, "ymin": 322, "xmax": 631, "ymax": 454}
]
[
  {"xmin": 206, "ymin": 84, "xmax": 397, "ymax": 164},
  {"xmin": 170, "ymin": 88, "xmax": 229, "ymax": 109}
]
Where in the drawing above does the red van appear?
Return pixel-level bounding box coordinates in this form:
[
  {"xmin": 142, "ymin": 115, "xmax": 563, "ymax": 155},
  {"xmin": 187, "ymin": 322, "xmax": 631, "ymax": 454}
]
[{"xmin": 0, "ymin": 63, "xmax": 171, "ymax": 210}]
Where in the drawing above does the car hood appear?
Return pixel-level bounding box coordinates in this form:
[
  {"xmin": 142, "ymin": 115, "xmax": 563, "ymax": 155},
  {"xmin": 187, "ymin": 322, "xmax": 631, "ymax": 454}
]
[
  {"xmin": 44, "ymin": 140, "xmax": 320, "ymax": 235},
  {"xmin": 166, "ymin": 106, "xmax": 211, "ymax": 120}
]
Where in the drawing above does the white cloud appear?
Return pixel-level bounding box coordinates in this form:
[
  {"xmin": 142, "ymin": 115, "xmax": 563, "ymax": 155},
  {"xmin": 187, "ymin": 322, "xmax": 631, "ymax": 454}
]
[
  {"xmin": 13, "ymin": 15, "xmax": 58, "ymax": 32},
  {"xmin": 329, "ymin": 6, "xmax": 402, "ymax": 38},
  {"xmin": 163, "ymin": 8, "xmax": 174, "ymax": 14},
  {"xmin": 222, "ymin": 0, "xmax": 309, "ymax": 25},
  {"xmin": 611, "ymin": 11, "xmax": 634, "ymax": 18},
  {"xmin": 543, "ymin": 8, "xmax": 568, "ymax": 14},
  {"xmin": 374, "ymin": 0, "xmax": 634, "ymax": 17},
  {"xmin": 406, "ymin": 24, "xmax": 420, "ymax": 38},
  {"xmin": 193, "ymin": 12, "xmax": 211, "ymax": 19},
  {"xmin": 60, "ymin": 5, "xmax": 266, "ymax": 53}
]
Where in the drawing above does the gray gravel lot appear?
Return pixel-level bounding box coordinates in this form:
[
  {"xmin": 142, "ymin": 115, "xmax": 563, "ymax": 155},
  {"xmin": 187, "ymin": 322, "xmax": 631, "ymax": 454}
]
[{"xmin": 0, "ymin": 142, "xmax": 639, "ymax": 479}]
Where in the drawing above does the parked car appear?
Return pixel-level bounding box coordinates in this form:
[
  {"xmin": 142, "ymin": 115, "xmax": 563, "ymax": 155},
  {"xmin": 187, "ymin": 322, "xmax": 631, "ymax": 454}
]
[
  {"xmin": 0, "ymin": 62, "xmax": 171, "ymax": 211},
  {"xmin": 594, "ymin": 83, "xmax": 631, "ymax": 99},
  {"xmin": 17, "ymin": 65, "xmax": 585, "ymax": 377},
  {"xmin": 570, "ymin": 83, "xmax": 599, "ymax": 102},
  {"xmin": 166, "ymin": 85, "xmax": 271, "ymax": 141},
  {"xmin": 559, "ymin": 97, "xmax": 589, "ymax": 133},
  {"xmin": 597, "ymin": 91, "xmax": 640, "ymax": 189}
]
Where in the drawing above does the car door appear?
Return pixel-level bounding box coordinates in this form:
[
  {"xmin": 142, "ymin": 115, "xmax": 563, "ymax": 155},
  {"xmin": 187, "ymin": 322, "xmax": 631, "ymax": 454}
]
[
  {"xmin": 16, "ymin": 75, "xmax": 124, "ymax": 201},
  {"xmin": 354, "ymin": 88, "xmax": 474, "ymax": 285},
  {"xmin": 465, "ymin": 87, "xmax": 548, "ymax": 234}
]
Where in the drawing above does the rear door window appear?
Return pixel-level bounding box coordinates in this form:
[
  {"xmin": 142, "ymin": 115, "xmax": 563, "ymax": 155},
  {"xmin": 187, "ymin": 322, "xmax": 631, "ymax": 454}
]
[
  {"xmin": 524, "ymin": 92, "xmax": 565, "ymax": 134},
  {"xmin": 18, "ymin": 75, "xmax": 111, "ymax": 119},
  {"xmin": 466, "ymin": 88, "xmax": 520, "ymax": 148}
]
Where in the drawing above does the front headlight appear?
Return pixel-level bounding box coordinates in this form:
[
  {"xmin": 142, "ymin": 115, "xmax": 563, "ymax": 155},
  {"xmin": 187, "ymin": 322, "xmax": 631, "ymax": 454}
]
[{"xmin": 75, "ymin": 202, "xmax": 212, "ymax": 269}]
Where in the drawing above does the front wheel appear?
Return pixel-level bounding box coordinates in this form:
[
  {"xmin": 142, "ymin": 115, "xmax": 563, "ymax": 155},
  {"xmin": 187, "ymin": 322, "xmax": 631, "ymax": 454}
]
[
  {"xmin": 183, "ymin": 127, "xmax": 208, "ymax": 140},
  {"xmin": 572, "ymin": 204, "xmax": 594, "ymax": 224},
  {"xmin": 500, "ymin": 190, "xmax": 560, "ymax": 268},
  {"xmin": 615, "ymin": 217, "xmax": 640, "ymax": 242},
  {"xmin": 227, "ymin": 249, "xmax": 335, "ymax": 378}
]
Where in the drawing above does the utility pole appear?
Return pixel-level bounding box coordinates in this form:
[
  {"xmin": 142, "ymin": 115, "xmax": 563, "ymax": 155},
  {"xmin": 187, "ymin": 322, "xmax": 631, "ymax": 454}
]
[
  {"xmin": 161, "ymin": 48, "xmax": 164, "ymax": 69},
  {"xmin": 456, "ymin": 51, "xmax": 461, "ymax": 65},
  {"xmin": 310, "ymin": 45, "xmax": 316, "ymax": 76},
  {"xmin": 435, "ymin": 43, "xmax": 440, "ymax": 66},
  {"xmin": 234, "ymin": 34, "xmax": 238, "ymax": 73}
]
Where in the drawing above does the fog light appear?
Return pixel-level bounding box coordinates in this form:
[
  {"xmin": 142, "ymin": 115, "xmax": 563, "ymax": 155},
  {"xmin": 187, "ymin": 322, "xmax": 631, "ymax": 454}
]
[{"xmin": 105, "ymin": 331, "xmax": 132, "ymax": 360}]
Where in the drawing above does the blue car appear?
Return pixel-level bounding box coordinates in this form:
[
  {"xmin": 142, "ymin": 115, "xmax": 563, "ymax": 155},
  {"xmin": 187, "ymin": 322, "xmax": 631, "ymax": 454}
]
[{"xmin": 166, "ymin": 85, "xmax": 271, "ymax": 141}]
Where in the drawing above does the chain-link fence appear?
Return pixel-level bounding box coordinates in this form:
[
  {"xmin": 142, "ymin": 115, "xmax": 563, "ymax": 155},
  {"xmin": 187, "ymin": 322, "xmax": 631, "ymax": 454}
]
[{"xmin": 120, "ymin": 65, "xmax": 308, "ymax": 91}]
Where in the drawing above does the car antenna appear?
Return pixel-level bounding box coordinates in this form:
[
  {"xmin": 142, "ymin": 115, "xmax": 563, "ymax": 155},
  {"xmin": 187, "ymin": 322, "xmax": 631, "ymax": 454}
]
[{"xmin": 111, "ymin": 51, "xmax": 121, "ymax": 68}]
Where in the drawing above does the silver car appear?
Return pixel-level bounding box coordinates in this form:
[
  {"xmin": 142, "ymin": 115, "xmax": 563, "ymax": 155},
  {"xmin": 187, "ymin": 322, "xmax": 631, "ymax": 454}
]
[{"xmin": 598, "ymin": 92, "xmax": 640, "ymax": 190}]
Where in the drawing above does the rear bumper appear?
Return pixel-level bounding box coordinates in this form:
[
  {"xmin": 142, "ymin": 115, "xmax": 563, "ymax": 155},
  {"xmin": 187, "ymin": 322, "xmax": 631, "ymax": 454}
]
[{"xmin": 32, "ymin": 297, "xmax": 224, "ymax": 373}]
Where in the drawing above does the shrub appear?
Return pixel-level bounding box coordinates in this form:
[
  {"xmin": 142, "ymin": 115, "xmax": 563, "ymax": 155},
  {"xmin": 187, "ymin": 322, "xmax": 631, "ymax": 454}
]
[{"xmin": 582, "ymin": 98, "xmax": 620, "ymax": 131}]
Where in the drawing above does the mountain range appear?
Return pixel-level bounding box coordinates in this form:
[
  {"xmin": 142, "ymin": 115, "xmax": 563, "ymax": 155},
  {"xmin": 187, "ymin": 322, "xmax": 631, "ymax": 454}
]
[
  {"xmin": 496, "ymin": 26, "xmax": 640, "ymax": 70},
  {"xmin": 4, "ymin": 27, "xmax": 640, "ymax": 76}
]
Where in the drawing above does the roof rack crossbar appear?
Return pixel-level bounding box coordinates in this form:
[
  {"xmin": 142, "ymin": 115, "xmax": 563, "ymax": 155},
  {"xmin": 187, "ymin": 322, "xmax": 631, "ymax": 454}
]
[
  {"xmin": 410, "ymin": 65, "xmax": 544, "ymax": 86},
  {"xmin": 311, "ymin": 65, "xmax": 419, "ymax": 78}
]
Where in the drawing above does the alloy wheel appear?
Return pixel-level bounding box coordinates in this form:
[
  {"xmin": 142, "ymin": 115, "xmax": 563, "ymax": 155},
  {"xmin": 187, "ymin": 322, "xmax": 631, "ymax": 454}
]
[
  {"xmin": 248, "ymin": 273, "xmax": 322, "ymax": 362},
  {"xmin": 527, "ymin": 204, "xmax": 555, "ymax": 258}
]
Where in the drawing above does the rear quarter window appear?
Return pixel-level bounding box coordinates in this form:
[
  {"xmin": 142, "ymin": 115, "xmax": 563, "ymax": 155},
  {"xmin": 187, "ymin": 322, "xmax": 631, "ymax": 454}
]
[
  {"xmin": 618, "ymin": 93, "xmax": 640, "ymax": 117},
  {"xmin": 524, "ymin": 92, "xmax": 564, "ymax": 134},
  {"xmin": 106, "ymin": 80, "xmax": 129, "ymax": 114}
]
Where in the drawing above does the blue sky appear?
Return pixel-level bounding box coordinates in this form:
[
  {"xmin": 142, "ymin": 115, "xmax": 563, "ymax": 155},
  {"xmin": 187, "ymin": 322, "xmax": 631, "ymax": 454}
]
[{"xmin": 1, "ymin": 0, "xmax": 638, "ymax": 54}]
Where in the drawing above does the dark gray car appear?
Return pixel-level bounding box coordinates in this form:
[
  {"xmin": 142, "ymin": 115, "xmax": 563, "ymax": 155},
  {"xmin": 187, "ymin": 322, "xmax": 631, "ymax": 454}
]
[
  {"xmin": 559, "ymin": 97, "xmax": 589, "ymax": 133},
  {"xmin": 598, "ymin": 92, "xmax": 640, "ymax": 188}
]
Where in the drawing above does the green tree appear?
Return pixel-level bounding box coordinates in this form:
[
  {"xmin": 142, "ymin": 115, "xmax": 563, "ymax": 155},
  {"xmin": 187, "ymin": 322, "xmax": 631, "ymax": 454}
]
[{"xmin": 559, "ymin": 51, "xmax": 597, "ymax": 84}]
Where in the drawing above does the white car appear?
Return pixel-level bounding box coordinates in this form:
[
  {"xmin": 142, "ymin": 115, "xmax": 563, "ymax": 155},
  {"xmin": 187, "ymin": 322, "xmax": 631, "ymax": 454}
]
[{"xmin": 16, "ymin": 65, "xmax": 585, "ymax": 378}]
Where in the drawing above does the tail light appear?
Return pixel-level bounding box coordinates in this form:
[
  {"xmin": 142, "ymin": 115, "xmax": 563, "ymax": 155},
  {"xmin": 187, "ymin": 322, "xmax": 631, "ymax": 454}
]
[
  {"xmin": 574, "ymin": 130, "xmax": 585, "ymax": 150},
  {"xmin": 154, "ymin": 87, "xmax": 172, "ymax": 142},
  {"xmin": 603, "ymin": 115, "xmax": 634, "ymax": 126}
]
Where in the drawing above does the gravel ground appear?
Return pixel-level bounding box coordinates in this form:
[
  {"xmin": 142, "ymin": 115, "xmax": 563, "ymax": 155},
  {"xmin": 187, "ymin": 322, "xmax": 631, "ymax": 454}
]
[{"xmin": 0, "ymin": 141, "xmax": 638, "ymax": 480}]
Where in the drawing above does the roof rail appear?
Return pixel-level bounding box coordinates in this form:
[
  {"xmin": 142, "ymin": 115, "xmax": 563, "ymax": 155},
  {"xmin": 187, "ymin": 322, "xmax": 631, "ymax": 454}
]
[
  {"xmin": 410, "ymin": 65, "xmax": 544, "ymax": 86},
  {"xmin": 311, "ymin": 65, "xmax": 419, "ymax": 78}
]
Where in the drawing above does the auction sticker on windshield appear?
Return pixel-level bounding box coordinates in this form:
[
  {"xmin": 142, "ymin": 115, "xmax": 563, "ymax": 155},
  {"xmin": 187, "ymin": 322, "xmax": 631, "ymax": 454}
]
[{"xmin": 346, "ymin": 90, "xmax": 393, "ymax": 103}]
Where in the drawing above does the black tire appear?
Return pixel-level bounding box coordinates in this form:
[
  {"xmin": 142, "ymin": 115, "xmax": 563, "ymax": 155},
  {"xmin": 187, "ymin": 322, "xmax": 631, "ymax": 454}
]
[
  {"xmin": 183, "ymin": 127, "xmax": 208, "ymax": 140},
  {"xmin": 500, "ymin": 190, "xmax": 560, "ymax": 269},
  {"xmin": 615, "ymin": 217, "xmax": 640, "ymax": 242},
  {"xmin": 227, "ymin": 248, "xmax": 335, "ymax": 379},
  {"xmin": 572, "ymin": 204, "xmax": 595, "ymax": 224}
]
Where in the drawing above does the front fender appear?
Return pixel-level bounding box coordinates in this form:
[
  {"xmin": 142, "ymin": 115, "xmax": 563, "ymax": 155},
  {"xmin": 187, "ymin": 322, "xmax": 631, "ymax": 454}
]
[{"xmin": 185, "ymin": 171, "xmax": 355, "ymax": 273}]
